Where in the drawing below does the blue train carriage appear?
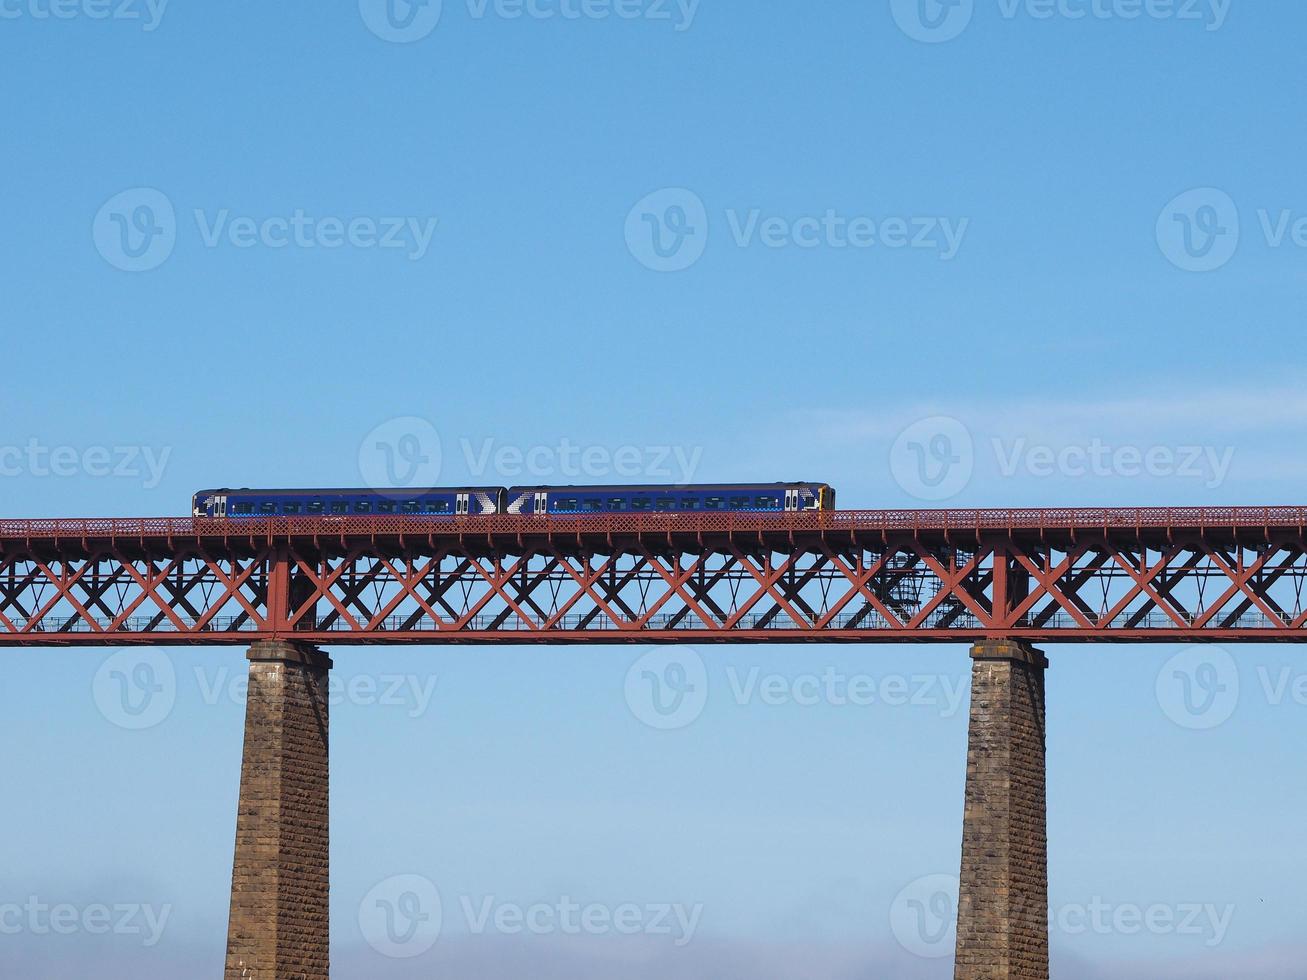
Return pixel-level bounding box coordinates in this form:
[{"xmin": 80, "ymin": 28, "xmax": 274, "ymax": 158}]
[
  {"xmin": 192, "ymin": 487, "xmax": 505, "ymax": 518},
  {"xmin": 503, "ymin": 483, "xmax": 835, "ymax": 515}
]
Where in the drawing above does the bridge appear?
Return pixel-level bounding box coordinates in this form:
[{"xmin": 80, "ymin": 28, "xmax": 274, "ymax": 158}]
[{"xmin": 7, "ymin": 506, "xmax": 1303, "ymax": 978}]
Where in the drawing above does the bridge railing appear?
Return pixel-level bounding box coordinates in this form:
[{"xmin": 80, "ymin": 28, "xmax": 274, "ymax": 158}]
[{"xmin": 1, "ymin": 506, "xmax": 1306, "ymax": 540}]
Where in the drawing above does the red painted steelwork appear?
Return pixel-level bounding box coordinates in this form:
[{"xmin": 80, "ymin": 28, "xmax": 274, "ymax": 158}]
[{"xmin": 1, "ymin": 509, "xmax": 1306, "ymax": 645}]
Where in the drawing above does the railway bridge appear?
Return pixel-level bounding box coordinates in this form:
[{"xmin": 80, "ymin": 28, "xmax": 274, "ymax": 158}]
[{"xmin": 5, "ymin": 506, "xmax": 1306, "ymax": 978}]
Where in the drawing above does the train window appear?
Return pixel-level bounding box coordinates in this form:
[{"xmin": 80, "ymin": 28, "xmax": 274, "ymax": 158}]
[
  {"xmin": 307, "ymin": 501, "xmax": 324, "ymax": 514},
  {"xmin": 607, "ymin": 498, "xmax": 625, "ymax": 511},
  {"xmin": 330, "ymin": 502, "xmax": 349, "ymax": 514},
  {"xmin": 757, "ymin": 496, "xmax": 779, "ymax": 509},
  {"xmin": 655, "ymin": 497, "xmax": 674, "ymax": 511},
  {"xmin": 260, "ymin": 501, "xmax": 277, "ymax": 514},
  {"xmin": 402, "ymin": 501, "xmax": 420, "ymax": 514},
  {"xmin": 283, "ymin": 503, "xmax": 302, "ymax": 515},
  {"xmin": 729, "ymin": 496, "xmax": 749, "ymax": 510},
  {"xmin": 583, "ymin": 499, "xmax": 603, "ymax": 512},
  {"xmin": 560, "ymin": 498, "xmax": 579, "ymax": 511},
  {"xmin": 631, "ymin": 498, "xmax": 651, "ymax": 511},
  {"xmin": 704, "ymin": 497, "xmax": 724, "ymax": 510},
  {"xmin": 377, "ymin": 501, "xmax": 397, "ymax": 514},
  {"xmin": 680, "ymin": 498, "xmax": 699, "ymax": 510},
  {"xmin": 425, "ymin": 501, "xmax": 449, "ymax": 513},
  {"xmin": 234, "ymin": 503, "xmax": 253, "ymax": 515},
  {"xmin": 354, "ymin": 501, "xmax": 372, "ymax": 513}
]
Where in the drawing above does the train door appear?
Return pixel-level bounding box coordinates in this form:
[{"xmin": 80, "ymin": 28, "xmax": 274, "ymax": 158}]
[
  {"xmin": 214, "ymin": 494, "xmax": 228, "ymax": 518},
  {"xmin": 534, "ymin": 491, "xmax": 549, "ymax": 514},
  {"xmin": 456, "ymin": 493, "xmax": 469, "ymax": 516},
  {"xmin": 784, "ymin": 488, "xmax": 798, "ymax": 512}
]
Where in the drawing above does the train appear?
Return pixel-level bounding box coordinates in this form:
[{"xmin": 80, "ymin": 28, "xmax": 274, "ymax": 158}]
[{"xmin": 191, "ymin": 483, "xmax": 836, "ymax": 518}]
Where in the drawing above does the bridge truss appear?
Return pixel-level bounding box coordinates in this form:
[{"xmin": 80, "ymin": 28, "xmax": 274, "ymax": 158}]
[{"xmin": 2, "ymin": 508, "xmax": 1307, "ymax": 644}]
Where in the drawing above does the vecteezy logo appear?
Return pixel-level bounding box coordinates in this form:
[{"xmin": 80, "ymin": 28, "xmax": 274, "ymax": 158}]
[
  {"xmin": 92, "ymin": 188, "xmax": 177, "ymax": 273},
  {"xmin": 358, "ymin": 417, "xmax": 442, "ymax": 493},
  {"xmin": 625, "ymin": 647, "xmax": 708, "ymax": 730},
  {"xmin": 359, "ymin": 874, "xmax": 442, "ymax": 958},
  {"xmin": 890, "ymin": 0, "xmax": 974, "ymax": 43},
  {"xmin": 890, "ymin": 874, "xmax": 958, "ymax": 958},
  {"xmin": 92, "ymin": 649, "xmax": 177, "ymax": 730},
  {"xmin": 359, "ymin": 0, "xmax": 443, "ymax": 42},
  {"xmin": 889, "ymin": 416, "xmax": 974, "ymax": 501},
  {"xmin": 1156, "ymin": 646, "xmax": 1239, "ymax": 730},
  {"xmin": 1156, "ymin": 188, "xmax": 1240, "ymax": 273},
  {"xmin": 624, "ymin": 188, "xmax": 709, "ymax": 273}
]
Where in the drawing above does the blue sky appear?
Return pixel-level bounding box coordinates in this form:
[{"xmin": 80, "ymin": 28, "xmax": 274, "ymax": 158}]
[{"xmin": 3, "ymin": 1, "xmax": 1307, "ymax": 976}]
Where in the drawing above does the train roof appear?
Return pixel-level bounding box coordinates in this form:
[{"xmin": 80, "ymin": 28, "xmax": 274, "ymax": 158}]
[
  {"xmin": 506, "ymin": 483, "xmax": 830, "ymax": 492},
  {"xmin": 193, "ymin": 487, "xmax": 504, "ymax": 496}
]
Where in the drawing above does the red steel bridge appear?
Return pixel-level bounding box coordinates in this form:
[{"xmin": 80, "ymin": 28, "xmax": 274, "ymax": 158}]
[{"xmin": 3, "ymin": 505, "xmax": 1307, "ymax": 644}]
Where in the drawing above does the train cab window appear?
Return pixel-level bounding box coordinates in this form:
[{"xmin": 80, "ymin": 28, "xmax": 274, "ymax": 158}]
[
  {"xmin": 655, "ymin": 497, "xmax": 675, "ymax": 511},
  {"xmin": 260, "ymin": 501, "xmax": 277, "ymax": 514},
  {"xmin": 729, "ymin": 496, "xmax": 749, "ymax": 510},
  {"xmin": 354, "ymin": 501, "xmax": 372, "ymax": 513},
  {"xmin": 283, "ymin": 503, "xmax": 302, "ymax": 515},
  {"xmin": 330, "ymin": 502, "xmax": 349, "ymax": 515},
  {"xmin": 583, "ymin": 499, "xmax": 603, "ymax": 512},
  {"xmin": 233, "ymin": 503, "xmax": 253, "ymax": 515},
  {"xmin": 377, "ymin": 501, "xmax": 397, "ymax": 514},
  {"xmin": 402, "ymin": 500, "xmax": 420, "ymax": 514},
  {"xmin": 704, "ymin": 497, "xmax": 724, "ymax": 510},
  {"xmin": 607, "ymin": 498, "xmax": 626, "ymax": 511},
  {"xmin": 631, "ymin": 498, "xmax": 651, "ymax": 511},
  {"xmin": 307, "ymin": 501, "xmax": 324, "ymax": 515}
]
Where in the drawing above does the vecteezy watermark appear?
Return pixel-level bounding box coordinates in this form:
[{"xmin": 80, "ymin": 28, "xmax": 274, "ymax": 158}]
[
  {"xmin": 890, "ymin": 874, "xmax": 958, "ymax": 958},
  {"xmin": 892, "ymin": 874, "xmax": 1235, "ymax": 957},
  {"xmin": 194, "ymin": 667, "xmax": 439, "ymax": 718},
  {"xmin": 725, "ymin": 666, "xmax": 968, "ymax": 717},
  {"xmin": 458, "ymin": 895, "xmax": 703, "ymax": 946},
  {"xmin": 1156, "ymin": 646, "xmax": 1239, "ymax": 730},
  {"xmin": 92, "ymin": 188, "xmax": 177, "ymax": 273},
  {"xmin": 357, "ymin": 417, "xmax": 706, "ymax": 488},
  {"xmin": 358, "ymin": 0, "xmax": 444, "ymax": 42},
  {"xmin": 889, "ymin": 416, "xmax": 975, "ymax": 502},
  {"xmin": 360, "ymin": 875, "xmax": 444, "ymax": 958},
  {"xmin": 625, "ymin": 650, "xmax": 967, "ymax": 729},
  {"xmin": 93, "ymin": 188, "xmax": 439, "ymax": 272},
  {"xmin": 0, "ymin": 898, "xmax": 172, "ymax": 947},
  {"xmin": 889, "ymin": 417, "xmax": 1236, "ymax": 501},
  {"xmin": 891, "ymin": 0, "xmax": 1230, "ymax": 43},
  {"xmin": 0, "ymin": 0, "xmax": 169, "ymax": 30},
  {"xmin": 359, "ymin": 875, "xmax": 703, "ymax": 957},
  {"xmin": 1156, "ymin": 188, "xmax": 1240, "ymax": 272},
  {"xmin": 1156, "ymin": 187, "xmax": 1307, "ymax": 273},
  {"xmin": 462, "ymin": 438, "xmax": 703, "ymax": 482},
  {"xmin": 93, "ymin": 650, "xmax": 178, "ymax": 730},
  {"xmin": 0, "ymin": 440, "xmax": 172, "ymax": 489},
  {"xmin": 1052, "ymin": 898, "xmax": 1234, "ymax": 946},
  {"xmin": 94, "ymin": 651, "xmax": 441, "ymax": 729},
  {"xmin": 360, "ymin": 0, "xmax": 699, "ymax": 43},
  {"xmin": 359, "ymin": 417, "xmax": 444, "ymax": 491},
  {"xmin": 625, "ymin": 648, "xmax": 709, "ymax": 730},
  {"xmin": 624, "ymin": 188, "xmax": 968, "ymax": 272},
  {"xmin": 624, "ymin": 188, "xmax": 710, "ymax": 273}
]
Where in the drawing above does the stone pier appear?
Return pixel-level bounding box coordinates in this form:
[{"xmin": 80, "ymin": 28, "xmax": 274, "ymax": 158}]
[
  {"xmin": 225, "ymin": 640, "xmax": 332, "ymax": 979},
  {"xmin": 954, "ymin": 639, "xmax": 1049, "ymax": 980}
]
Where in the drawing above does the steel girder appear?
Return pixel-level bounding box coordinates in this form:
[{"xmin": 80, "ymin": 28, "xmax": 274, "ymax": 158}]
[{"xmin": 1, "ymin": 511, "xmax": 1306, "ymax": 644}]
